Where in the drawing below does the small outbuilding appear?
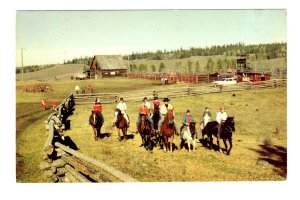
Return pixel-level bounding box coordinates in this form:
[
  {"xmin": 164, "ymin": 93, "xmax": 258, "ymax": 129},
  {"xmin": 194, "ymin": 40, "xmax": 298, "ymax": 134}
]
[
  {"xmin": 88, "ymin": 55, "xmax": 128, "ymax": 78},
  {"xmin": 237, "ymin": 70, "xmax": 271, "ymax": 82}
]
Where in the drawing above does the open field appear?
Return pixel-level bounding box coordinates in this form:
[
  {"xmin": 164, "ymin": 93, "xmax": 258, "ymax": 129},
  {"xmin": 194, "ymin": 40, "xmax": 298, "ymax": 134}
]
[{"xmin": 16, "ymin": 78, "xmax": 287, "ymax": 182}]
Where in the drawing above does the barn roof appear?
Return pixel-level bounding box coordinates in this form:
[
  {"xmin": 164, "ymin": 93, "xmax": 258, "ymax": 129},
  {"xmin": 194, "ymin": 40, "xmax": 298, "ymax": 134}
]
[{"xmin": 91, "ymin": 55, "xmax": 127, "ymax": 70}]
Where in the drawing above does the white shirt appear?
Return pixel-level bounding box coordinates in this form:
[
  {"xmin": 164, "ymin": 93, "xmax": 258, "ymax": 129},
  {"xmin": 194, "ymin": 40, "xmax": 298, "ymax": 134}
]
[
  {"xmin": 160, "ymin": 103, "xmax": 173, "ymax": 115},
  {"xmin": 117, "ymin": 102, "xmax": 127, "ymax": 112},
  {"xmin": 216, "ymin": 111, "xmax": 228, "ymax": 124},
  {"xmin": 144, "ymin": 101, "xmax": 151, "ymax": 109}
]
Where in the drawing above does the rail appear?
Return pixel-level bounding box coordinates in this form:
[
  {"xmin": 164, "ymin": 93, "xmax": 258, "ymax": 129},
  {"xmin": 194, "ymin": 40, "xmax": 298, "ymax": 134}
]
[{"xmin": 40, "ymin": 94, "xmax": 139, "ymax": 182}]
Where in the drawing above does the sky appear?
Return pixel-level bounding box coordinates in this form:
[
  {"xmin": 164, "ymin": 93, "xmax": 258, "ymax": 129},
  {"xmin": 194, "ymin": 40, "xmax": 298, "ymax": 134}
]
[{"xmin": 16, "ymin": 9, "xmax": 287, "ymax": 67}]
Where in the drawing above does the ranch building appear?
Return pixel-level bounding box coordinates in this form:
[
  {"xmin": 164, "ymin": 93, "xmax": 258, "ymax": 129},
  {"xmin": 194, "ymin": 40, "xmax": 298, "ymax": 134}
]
[
  {"xmin": 88, "ymin": 55, "xmax": 128, "ymax": 78},
  {"xmin": 237, "ymin": 70, "xmax": 271, "ymax": 82}
]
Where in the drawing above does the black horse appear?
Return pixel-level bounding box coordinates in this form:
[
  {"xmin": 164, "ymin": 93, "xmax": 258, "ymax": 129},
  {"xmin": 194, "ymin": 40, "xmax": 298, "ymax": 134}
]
[
  {"xmin": 89, "ymin": 110, "xmax": 104, "ymax": 141},
  {"xmin": 138, "ymin": 113, "xmax": 153, "ymax": 151},
  {"xmin": 202, "ymin": 117, "xmax": 235, "ymax": 155}
]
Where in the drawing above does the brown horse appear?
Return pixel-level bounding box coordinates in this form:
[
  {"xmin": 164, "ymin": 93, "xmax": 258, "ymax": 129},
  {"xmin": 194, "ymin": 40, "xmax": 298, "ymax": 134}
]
[
  {"xmin": 115, "ymin": 108, "xmax": 129, "ymax": 140},
  {"xmin": 160, "ymin": 109, "xmax": 176, "ymax": 152},
  {"xmin": 138, "ymin": 113, "xmax": 153, "ymax": 151},
  {"xmin": 151, "ymin": 104, "xmax": 161, "ymax": 144},
  {"xmin": 89, "ymin": 111, "xmax": 104, "ymax": 141}
]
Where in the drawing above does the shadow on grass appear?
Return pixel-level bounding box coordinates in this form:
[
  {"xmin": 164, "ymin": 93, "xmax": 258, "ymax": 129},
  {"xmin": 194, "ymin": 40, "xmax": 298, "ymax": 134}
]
[
  {"xmin": 119, "ymin": 133, "xmax": 135, "ymax": 141},
  {"xmin": 98, "ymin": 132, "xmax": 112, "ymax": 139},
  {"xmin": 248, "ymin": 144, "xmax": 287, "ymax": 178},
  {"xmin": 199, "ymin": 138, "xmax": 225, "ymax": 152},
  {"xmin": 55, "ymin": 135, "xmax": 79, "ymax": 150}
]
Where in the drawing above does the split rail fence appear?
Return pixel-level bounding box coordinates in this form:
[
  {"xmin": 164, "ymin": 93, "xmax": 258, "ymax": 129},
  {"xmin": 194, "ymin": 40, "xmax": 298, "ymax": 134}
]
[
  {"xmin": 40, "ymin": 94, "xmax": 139, "ymax": 183},
  {"xmin": 73, "ymin": 79, "xmax": 287, "ymax": 105}
]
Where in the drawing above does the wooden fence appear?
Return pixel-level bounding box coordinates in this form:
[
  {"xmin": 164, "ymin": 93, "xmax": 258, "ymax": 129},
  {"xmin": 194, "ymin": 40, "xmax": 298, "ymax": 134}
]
[
  {"xmin": 73, "ymin": 79, "xmax": 287, "ymax": 105},
  {"xmin": 40, "ymin": 94, "xmax": 138, "ymax": 183},
  {"xmin": 127, "ymin": 73, "xmax": 211, "ymax": 84}
]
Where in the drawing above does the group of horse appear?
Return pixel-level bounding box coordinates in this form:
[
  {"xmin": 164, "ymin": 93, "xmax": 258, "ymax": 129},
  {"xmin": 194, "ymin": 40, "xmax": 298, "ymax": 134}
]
[{"xmin": 89, "ymin": 104, "xmax": 235, "ymax": 155}]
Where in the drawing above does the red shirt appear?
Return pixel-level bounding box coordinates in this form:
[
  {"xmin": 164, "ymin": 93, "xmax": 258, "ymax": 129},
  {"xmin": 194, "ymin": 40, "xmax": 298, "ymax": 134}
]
[
  {"xmin": 52, "ymin": 100, "xmax": 57, "ymax": 107},
  {"xmin": 42, "ymin": 99, "xmax": 46, "ymax": 106},
  {"xmin": 153, "ymin": 101, "xmax": 160, "ymax": 106},
  {"xmin": 93, "ymin": 104, "xmax": 102, "ymax": 112}
]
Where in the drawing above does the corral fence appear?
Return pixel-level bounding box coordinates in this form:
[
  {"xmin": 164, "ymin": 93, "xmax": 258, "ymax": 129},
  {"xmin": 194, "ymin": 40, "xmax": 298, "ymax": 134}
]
[
  {"xmin": 127, "ymin": 73, "xmax": 212, "ymax": 84},
  {"xmin": 40, "ymin": 94, "xmax": 138, "ymax": 182},
  {"xmin": 73, "ymin": 79, "xmax": 287, "ymax": 105}
]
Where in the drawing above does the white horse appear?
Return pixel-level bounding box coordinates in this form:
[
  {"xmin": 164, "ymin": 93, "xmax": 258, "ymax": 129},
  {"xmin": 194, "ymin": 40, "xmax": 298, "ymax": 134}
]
[{"xmin": 181, "ymin": 122, "xmax": 197, "ymax": 152}]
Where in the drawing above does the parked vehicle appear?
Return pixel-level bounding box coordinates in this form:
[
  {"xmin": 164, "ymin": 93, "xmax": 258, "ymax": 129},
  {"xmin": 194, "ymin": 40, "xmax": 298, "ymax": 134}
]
[{"xmin": 213, "ymin": 77, "xmax": 237, "ymax": 87}]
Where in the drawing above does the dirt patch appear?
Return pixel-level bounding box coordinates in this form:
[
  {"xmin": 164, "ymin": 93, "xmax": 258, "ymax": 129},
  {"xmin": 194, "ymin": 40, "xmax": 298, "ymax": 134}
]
[
  {"xmin": 23, "ymin": 83, "xmax": 51, "ymax": 93},
  {"xmin": 16, "ymin": 153, "xmax": 25, "ymax": 181}
]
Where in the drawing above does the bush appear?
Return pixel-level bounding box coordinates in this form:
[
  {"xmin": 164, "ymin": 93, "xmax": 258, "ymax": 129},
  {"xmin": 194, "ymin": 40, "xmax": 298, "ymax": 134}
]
[{"xmin": 263, "ymin": 134, "xmax": 273, "ymax": 147}]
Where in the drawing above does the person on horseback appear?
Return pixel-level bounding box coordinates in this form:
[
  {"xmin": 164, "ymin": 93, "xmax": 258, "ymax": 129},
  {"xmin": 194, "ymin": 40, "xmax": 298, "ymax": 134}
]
[
  {"xmin": 216, "ymin": 106, "xmax": 228, "ymax": 141},
  {"xmin": 112, "ymin": 97, "xmax": 130, "ymax": 127},
  {"xmin": 201, "ymin": 107, "xmax": 212, "ymax": 129},
  {"xmin": 181, "ymin": 109, "xmax": 198, "ymax": 139},
  {"xmin": 152, "ymin": 96, "xmax": 160, "ymax": 108},
  {"xmin": 136, "ymin": 97, "xmax": 154, "ymax": 133},
  {"xmin": 158, "ymin": 97, "xmax": 179, "ymax": 135},
  {"xmin": 93, "ymin": 97, "xmax": 103, "ymax": 113}
]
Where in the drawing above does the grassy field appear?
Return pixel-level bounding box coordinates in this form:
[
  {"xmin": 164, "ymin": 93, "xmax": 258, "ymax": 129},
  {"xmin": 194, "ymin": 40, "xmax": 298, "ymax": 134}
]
[{"xmin": 16, "ymin": 78, "xmax": 287, "ymax": 182}]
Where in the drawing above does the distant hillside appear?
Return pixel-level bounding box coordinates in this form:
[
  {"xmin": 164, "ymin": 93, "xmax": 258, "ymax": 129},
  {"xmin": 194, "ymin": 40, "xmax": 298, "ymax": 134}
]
[
  {"xmin": 16, "ymin": 64, "xmax": 88, "ymax": 81},
  {"xmin": 130, "ymin": 55, "xmax": 287, "ymax": 74}
]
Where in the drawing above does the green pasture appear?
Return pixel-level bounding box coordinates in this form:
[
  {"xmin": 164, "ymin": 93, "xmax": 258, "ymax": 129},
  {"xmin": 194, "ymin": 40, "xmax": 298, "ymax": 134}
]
[{"xmin": 16, "ymin": 78, "xmax": 287, "ymax": 182}]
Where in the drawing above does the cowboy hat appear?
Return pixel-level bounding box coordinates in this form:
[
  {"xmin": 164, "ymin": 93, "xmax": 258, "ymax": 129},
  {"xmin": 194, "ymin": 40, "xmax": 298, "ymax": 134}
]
[{"xmin": 163, "ymin": 97, "xmax": 170, "ymax": 102}]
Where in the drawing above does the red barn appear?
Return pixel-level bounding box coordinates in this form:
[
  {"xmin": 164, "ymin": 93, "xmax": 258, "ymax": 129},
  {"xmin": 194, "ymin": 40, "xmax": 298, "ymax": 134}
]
[{"xmin": 237, "ymin": 71, "xmax": 271, "ymax": 82}]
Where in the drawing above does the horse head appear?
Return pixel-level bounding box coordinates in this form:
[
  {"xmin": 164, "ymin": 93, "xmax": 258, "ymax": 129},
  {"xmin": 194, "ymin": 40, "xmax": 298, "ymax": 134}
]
[
  {"xmin": 189, "ymin": 122, "xmax": 196, "ymax": 134},
  {"xmin": 165, "ymin": 109, "xmax": 174, "ymax": 125},
  {"xmin": 90, "ymin": 110, "xmax": 102, "ymax": 127},
  {"xmin": 226, "ymin": 117, "xmax": 235, "ymax": 132}
]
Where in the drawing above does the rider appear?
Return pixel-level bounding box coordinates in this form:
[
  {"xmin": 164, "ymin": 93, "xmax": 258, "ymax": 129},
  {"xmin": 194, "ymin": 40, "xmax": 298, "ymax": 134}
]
[
  {"xmin": 112, "ymin": 97, "xmax": 130, "ymax": 127},
  {"xmin": 152, "ymin": 96, "xmax": 160, "ymax": 108},
  {"xmin": 41, "ymin": 99, "xmax": 47, "ymax": 110},
  {"xmin": 216, "ymin": 106, "xmax": 228, "ymax": 141},
  {"xmin": 158, "ymin": 97, "xmax": 179, "ymax": 135},
  {"xmin": 181, "ymin": 109, "xmax": 197, "ymax": 139},
  {"xmin": 201, "ymin": 107, "xmax": 212, "ymax": 129},
  {"xmin": 136, "ymin": 97, "xmax": 154, "ymax": 133},
  {"xmin": 93, "ymin": 97, "xmax": 103, "ymax": 113}
]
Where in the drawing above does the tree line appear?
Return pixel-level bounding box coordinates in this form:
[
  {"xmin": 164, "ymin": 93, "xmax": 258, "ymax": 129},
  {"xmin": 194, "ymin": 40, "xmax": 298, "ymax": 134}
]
[
  {"xmin": 124, "ymin": 42, "xmax": 287, "ymax": 61},
  {"xmin": 16, "ymin": 64, "xmax": 55, "ymax": 74}
]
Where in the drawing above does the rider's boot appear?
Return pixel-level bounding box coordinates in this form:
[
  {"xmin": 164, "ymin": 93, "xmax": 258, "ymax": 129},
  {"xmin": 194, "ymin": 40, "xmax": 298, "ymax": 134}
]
[{"xmin": 112, "ymin": 122, "xmax": 116, "ymax": 127}]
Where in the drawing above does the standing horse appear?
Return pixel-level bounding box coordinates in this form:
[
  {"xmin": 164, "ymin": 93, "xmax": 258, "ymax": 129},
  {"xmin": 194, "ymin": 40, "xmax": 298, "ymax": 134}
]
[
  {"xmin": 151, "ymin": 104, "xmax": 161, "ymax": 144},
  {"xmin": 160, "ymin": 109, "xmax": 176, "ymax": 152},
  {"xmin": 138, "ymin": 113, "xmax": 153, "ymax": 151},
  {"xmin": 115, "ymin": 109, "xmax": 129, "ymax": 140},
  {"xmin": 202, "ymin": 117, "xmax": 235, "ymax": 155},
  {"xmin": 89, "ymin": 111, "xmax": 104, "ymax": 141},
  {"xmin": 180, "ymin": 122, "xmax": 197, "ymax": 152}
]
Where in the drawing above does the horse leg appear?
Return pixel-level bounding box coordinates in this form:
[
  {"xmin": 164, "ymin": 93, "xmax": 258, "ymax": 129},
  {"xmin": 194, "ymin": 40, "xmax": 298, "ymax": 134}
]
[
  {"xmin": 217, "ymin": 140, "xmax": 222, "ymax": 153},
  {"xmin": 227, "ymin": 138, "xmax": 233, "ymax": 155},
  {"xmin": 192, "ymin": 139, "xmax": 196, "ymax": 152},
  {"xmin": 163, "ymin": 136, "xmax": 168, "ymax": 153},
  {"xmin": 117, "ymin": 129, "xmax": 121, "ymax": 140},
  {"xmin": 93, "ymin": 128, "xmax": 97, "ymax": 141},
  {"xmin": 170, "ymin": 135, "xmax": 174, "ymax": 153},
  {"xmin": 123, "ymin": 127, "xmax": 127, "ymax": 140},
  {"xmin": 223, "ymin": 138, "xmax": 228, "ymax": 154},
  {"xmin": 187, "ymin": 139, "xmax": 191, "ymax": 152}
]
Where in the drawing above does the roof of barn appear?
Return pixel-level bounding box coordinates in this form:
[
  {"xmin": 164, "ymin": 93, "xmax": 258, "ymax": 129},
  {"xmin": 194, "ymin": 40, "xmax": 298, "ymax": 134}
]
[{"xmin": 91, "ymin": 55, "xmax": 127, "ymax": 70}]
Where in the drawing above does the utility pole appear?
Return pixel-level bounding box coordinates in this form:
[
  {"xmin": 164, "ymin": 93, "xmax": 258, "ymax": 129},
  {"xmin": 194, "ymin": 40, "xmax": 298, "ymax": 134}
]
[{"xmin": 21, "ymin": 48, "xmax": 25, "ymax": 82}]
